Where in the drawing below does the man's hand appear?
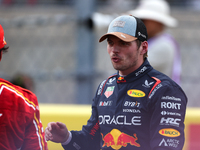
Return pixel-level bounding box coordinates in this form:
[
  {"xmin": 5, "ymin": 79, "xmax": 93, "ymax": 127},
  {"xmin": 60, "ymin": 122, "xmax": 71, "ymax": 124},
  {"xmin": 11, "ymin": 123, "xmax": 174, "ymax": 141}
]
[{"xmin": 45, "ymin": 122, "xmax": 69, "ymax": 143}]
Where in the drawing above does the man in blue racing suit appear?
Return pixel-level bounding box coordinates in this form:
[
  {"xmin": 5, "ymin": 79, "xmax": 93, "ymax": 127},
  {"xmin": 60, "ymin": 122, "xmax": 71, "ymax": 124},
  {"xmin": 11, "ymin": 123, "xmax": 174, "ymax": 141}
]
[{"xmin": 45, "ymin": 15, "xmax": 187, "ymax": 150}]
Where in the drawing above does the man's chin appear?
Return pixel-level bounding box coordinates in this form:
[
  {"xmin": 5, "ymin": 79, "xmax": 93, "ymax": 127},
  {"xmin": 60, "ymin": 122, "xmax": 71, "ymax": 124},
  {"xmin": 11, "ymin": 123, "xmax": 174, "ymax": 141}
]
[{"xmin": 113, "ymin": 66, "xmax": 123, "ymax": 71}]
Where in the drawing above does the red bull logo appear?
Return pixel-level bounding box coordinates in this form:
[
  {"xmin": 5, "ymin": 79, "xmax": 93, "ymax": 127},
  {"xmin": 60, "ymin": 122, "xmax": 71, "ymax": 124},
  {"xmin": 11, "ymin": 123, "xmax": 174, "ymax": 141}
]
[
  {"xmin": 118, "ymin": 76, "xmax": 124, "ymax": 80},
  {"xmin": 117, "ymin": 76, "xmax": 126, "ymax": 83},
  {"xmin": 101, "ymin": 129, "xmax": 140, "ymax": 150}
]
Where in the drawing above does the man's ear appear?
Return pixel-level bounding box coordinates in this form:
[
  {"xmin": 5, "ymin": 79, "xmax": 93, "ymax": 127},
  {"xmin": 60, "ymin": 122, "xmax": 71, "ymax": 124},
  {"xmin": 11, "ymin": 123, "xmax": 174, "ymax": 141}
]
[{"xmin": 140, "ymin": 41, "xmax": 148, "ymax": 55}]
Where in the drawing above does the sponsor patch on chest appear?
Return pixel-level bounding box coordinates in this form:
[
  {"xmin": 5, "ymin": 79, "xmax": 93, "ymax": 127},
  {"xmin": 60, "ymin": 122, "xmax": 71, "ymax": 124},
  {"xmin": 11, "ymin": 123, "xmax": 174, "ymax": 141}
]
[
  {"xmin": 127, "ymin": 89, "xmax": 145, "ymax": 98},
  {"xmin": 104, "ymin": 86, "xmax": 115, "ymax": 98}
]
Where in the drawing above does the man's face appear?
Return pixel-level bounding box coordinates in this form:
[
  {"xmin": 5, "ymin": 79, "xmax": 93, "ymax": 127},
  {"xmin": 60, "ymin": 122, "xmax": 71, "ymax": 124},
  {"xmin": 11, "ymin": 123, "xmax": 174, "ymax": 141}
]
[{"xmin": 107, "ymin": 35, "xmax": 145, "ymax": 76}]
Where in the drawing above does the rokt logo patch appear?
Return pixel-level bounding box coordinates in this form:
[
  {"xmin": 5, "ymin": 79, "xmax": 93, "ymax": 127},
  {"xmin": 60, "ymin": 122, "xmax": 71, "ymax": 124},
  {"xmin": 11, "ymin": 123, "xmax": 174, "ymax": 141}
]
[
  {"xmin": 127, "ymin": 89, "xmax": 145, "ymax": 97},
  {"xmin": 159, "ymin": 128, "xmax": 180, "ymax": 137}
]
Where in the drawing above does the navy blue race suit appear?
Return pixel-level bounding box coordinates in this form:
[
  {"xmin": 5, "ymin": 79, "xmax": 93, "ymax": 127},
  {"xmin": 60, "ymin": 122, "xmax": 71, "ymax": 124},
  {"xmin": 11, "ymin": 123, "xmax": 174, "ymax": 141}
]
[{"xmin": 62, "ymin": 59, "xmax": 187, "ymax": 150}]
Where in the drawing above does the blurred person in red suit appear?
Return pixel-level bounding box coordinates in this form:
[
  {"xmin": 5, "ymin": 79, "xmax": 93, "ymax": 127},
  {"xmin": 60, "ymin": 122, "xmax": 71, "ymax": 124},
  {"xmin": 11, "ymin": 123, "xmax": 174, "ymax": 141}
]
[{"xmin": 0, "ymin": 25, "xmax": 48, "ymax": 150}]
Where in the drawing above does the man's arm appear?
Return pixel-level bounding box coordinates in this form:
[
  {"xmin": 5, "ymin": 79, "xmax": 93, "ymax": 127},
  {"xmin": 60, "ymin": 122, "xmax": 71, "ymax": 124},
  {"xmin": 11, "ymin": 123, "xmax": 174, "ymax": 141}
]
[
  {"xmin": 45, "ymin": 99, "xmax": 101, "ymax": 150},
  {"xmin": 45, "ymin": 80, "xmax": 107, "ymax": 150},
  {"xmin": 45, "ymin": 122, "xmax": 69, "ymax": 143},
  {"xmin": 149, "ymin": 84, "xmax": 187, "ymax": 150},
  {"xmin": 21, "ymin": 102, "xmax": 48, "ymax": 150}
]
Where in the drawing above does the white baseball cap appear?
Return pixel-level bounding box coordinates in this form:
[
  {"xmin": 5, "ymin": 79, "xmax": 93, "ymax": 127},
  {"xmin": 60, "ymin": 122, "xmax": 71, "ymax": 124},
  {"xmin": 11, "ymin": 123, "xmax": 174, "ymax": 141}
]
[{"xmin": 128, "ymin": 0, "xmax": 178, "ymax": 27}]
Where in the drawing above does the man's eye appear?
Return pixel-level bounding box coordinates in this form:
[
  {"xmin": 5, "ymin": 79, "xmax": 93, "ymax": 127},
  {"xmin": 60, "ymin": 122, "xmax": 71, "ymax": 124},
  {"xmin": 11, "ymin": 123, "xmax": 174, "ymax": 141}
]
[
  {"xmin": 107, "ymin": 41, "xmax": 113, "ymax": 45},
  {"xmin": 121, "ymin": 42, "xmax": 129, "ymax": 46}
]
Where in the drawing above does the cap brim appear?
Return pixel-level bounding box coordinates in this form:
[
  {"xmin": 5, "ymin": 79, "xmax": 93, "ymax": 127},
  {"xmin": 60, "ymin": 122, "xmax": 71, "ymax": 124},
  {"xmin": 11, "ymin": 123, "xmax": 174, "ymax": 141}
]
[{"xmin": 99, "ymin": 32, "xmax": 137, "ymax": 42}]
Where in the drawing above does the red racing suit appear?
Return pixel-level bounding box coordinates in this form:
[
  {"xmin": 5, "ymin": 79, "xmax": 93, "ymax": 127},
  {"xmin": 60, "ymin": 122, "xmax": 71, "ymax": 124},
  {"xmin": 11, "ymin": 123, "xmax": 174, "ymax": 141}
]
[
  {"xmin": 0, "ymin": 78, "xmax": 48, "ymax": 150},
  {"xmin": 62, "ymin": 59, "xmax": 187, "ymax": 150}
]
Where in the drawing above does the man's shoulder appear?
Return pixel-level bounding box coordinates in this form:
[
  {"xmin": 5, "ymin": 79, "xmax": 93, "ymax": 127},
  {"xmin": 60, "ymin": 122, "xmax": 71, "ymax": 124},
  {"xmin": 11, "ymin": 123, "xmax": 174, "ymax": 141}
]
[
  {"xmin": 96, "ymin": 74, "xmax": 117, "ymax": 96},
  {"xmin": 148, "ymin": 69, "xmax": 180, "ymax": 88},
  {"xmin": 0, "ymin": 78, "xmax": 38, "ymax": 110},
  {"xmin": 147, "ymin": 69, "xmax": 187, "ymax": 102},
  {"xmin": 0, "ymin": 78, "xmax": 36, "ymax": 95}
]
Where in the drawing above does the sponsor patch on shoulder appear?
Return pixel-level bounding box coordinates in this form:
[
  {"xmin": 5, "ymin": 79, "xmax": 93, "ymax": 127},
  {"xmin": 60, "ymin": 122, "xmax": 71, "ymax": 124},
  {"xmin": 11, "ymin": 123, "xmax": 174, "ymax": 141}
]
[{"xmin": 97, "ymin": 80, "xmax": 106, "ymax": 95}]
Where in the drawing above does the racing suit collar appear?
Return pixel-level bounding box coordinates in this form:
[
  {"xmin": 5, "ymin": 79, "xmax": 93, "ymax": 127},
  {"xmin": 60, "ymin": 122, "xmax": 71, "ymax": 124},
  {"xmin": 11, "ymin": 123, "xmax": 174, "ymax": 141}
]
[{"xmin": 117, "ymin": 58, "xmax": 153, "ymax": 83}]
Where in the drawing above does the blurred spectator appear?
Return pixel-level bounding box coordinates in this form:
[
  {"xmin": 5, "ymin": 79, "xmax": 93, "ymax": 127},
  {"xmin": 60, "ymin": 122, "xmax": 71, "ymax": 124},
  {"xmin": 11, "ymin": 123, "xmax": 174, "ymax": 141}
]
[
  {"xmin": 128, "ymin": 0, "xmax": 181, "ymax": 84},
  {"xmin": 10, "ymin": 73, "xmax": 35, "ymax": 92}
]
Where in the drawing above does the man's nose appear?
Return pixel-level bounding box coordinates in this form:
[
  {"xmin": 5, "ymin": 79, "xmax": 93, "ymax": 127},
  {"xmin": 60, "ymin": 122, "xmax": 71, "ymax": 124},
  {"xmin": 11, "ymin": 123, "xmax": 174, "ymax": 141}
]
[{"xmin": 111, "ymin": 45, "xmax": 120, "ymax": 53}]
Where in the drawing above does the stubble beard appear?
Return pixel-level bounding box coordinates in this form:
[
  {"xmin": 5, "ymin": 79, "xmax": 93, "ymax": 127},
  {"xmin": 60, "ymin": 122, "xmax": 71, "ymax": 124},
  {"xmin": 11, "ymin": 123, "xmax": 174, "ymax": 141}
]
[{"xmin": 112, "ymin": 56, "xmax": 138, "ymax": 72}]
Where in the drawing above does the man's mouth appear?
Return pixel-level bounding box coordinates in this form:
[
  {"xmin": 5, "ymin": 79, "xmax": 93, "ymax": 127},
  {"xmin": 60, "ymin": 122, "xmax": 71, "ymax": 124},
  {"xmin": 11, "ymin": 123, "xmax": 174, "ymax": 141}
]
[{"xmin": 112, "ymin": 57, "xmax": 121, "ymax": 63}]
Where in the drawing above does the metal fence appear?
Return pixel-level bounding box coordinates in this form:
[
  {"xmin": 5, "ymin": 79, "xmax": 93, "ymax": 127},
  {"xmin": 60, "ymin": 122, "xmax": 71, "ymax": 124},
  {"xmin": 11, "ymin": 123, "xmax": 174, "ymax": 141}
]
[{"xmin": 0, "ymin": 0, "xmax": 200, "ymax": 107}]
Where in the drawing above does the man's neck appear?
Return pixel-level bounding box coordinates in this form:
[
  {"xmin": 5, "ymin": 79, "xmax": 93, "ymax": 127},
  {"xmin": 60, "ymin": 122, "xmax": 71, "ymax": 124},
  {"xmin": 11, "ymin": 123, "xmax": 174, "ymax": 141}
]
[{"xmin": 119, "ymin": 60, "xmax": 145, "ymax": 76}]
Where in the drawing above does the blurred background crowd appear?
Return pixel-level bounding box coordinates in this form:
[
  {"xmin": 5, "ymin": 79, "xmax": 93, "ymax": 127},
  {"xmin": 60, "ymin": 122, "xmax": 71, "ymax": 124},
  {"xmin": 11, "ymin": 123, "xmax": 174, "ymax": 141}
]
[{"xmin": 0, "ymin": 0, "xmax": 200, "ymax": 107}]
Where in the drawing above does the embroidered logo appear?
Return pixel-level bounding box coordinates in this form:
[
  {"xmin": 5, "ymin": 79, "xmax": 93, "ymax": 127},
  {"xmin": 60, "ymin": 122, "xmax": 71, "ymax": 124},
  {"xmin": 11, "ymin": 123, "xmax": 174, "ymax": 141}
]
[
  {"xmin": 98, "ymin": 80, "xmax": 106, "ymax": 95},
  {"xmin": 113, "ymin": 21, "xmax": 125, "ymax": 27},
  {"xmin": 159, "ymin": 128, "xmax": 180, "ymax": 137},
  {"xmin": 159, "ymin": 139, "xmax": 168, "ymax": 146},
  {"xmin": 104, "ymin": 86, "xmax": 115, "ymax": 98},
  {"xmin": 142, "ymin": 80, "xmax": 154, "ymax": 88},
  {"xmin": 107, "ymin": 78, "xmax": 116, "ymax": 85},
  {"xmin": 127, "ymin": 89, "xmax": 145, "ymax": 98},
  {"xmin": 101, "ymin": 129, "xmax": 140, "ymax": 149},
  {"xmin": 117, "ymin": 76, "xmax": 126, "ymax": 83}
]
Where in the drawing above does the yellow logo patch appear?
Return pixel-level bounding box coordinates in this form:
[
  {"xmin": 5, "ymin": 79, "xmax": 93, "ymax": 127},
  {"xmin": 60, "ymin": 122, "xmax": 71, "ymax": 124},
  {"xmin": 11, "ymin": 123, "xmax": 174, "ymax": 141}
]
[
  {"xmin": 159, "ymin": 128, "xmax": 180, "ymax": 137},
  {"xmin": 127, "ymin": 89, "xmax": 145, "ymax": 97}
]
